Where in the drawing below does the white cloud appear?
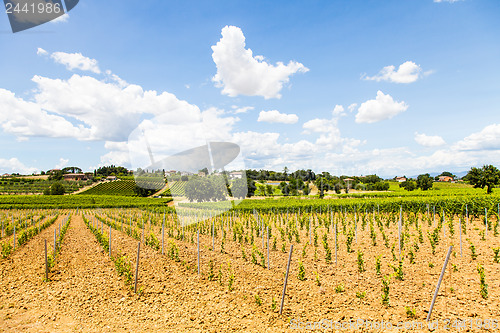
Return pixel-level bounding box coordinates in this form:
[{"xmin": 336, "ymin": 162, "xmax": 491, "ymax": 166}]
[
  {"xmin": 231, "ymin": 106, "xmax": 254, "ymax": 114},
  {"xmin": 51, "ymin": 13, "xmax": 69, "ymax": 23},
  {"xmin": 37, "ymin": 48, "xmax": 48, "ymax": 56},
  {"xmin": 415, "ymin": 132, "xmax": 446, "ymax": 147},
  {"xmin": 434, "ymin": 0, "xmax": 462, "ymax": 3},
  {"xmin": 258, "ymin": 110, "xmax": 298, "ymax": 124},
  {"xmin": 211, "ymin": 25, "xmax": 309, "ymax": 99},
  {"xmin": 454, "ymin": 124, "xmax": 500, "ymax": 151},
  {"xmin": 303, "ymin": 118, "xmax": 334, "ymax": 133},
  {"xmin": 0, "ymin": 158, "xmax": 37, "ymax": 175},
  {"xmin": 332, "ymin": 105, "xmax": 345, "ymax": 116},
  {"xmin": 0, "ymin": 88, "xmax": 88, "ymax": 140},
  {"xmin": 348, "ymin": 103, "xmax": 358, "ymax": 113},
  {"xmin": 355, "ymin": 91, "xmax": 408, "ymax": 123},
  {"xmin": 50, "ymin": 52, "xmax": 101, "ymax": 74},
  {"xmin": 363, "ymin": 61, "xmax": 424, "ymax": 84},
  {"xmin": 55, "ymin": 157, "xmax": 69, "ymax": 169}
]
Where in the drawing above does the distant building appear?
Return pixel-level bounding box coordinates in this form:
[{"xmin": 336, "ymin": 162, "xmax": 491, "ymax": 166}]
[
  {"xmin": 229, "ymin": 171, "xmax": 243, "ymax": 179},
  {"xmin": 198, "ymin": 171, "xmax": 206, "ymax": 177},
  {"xmin": 106, "ymin": 175, "xmax": 117, "ymax": 181},
  {"xmin": 438, "ymin": 176, "xmax": 453, "ymax": 182},
  {"xmin": 1, "ymin": 173, "xmax": 11, "ymax": 177},
  {"xmin": 165, "ymin": 170, "xmax": 177, "ymax": 176},
  {"xmin": 395, "ymin": 177, "xmax": 407, "ymax": 182},
  {"xmin": 63, "ymin": 173, "xmax": 92, "ymax": 181}
]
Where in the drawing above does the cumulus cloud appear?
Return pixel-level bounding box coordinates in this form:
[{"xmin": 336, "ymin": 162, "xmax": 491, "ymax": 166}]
[
  {"xmin": 355, "ymin": 91, "xmax": 408, "ymax": 123},
  {"xmin": 454, "ymin": 124, "xmax": 500, "ymax": 151},
  {"xmin": 257, "ymin": 110, "xmax": 298, "ymax": 124},
  {"xmin": 0, "ymin": 158, "xmax": 37, "ymax": 175},
  {"xmin": 415, "ymin": 132, "xmax": 446, "ymax": 147},
  {"xmin": 37, "ymin": 47, "xmax": 48, "ymax": 56},
  {"xmin": 231, "ymin": 106, "xmax": 254, "ymax": 114},
  {"xmin": 363, "ymin": 61, "xmax": 425, "ymax": 84},
  {"xmin": 55, "ymin": 157, "xmax": 69, "ymax": 169},
  {"xmin": 51, "ymin": 13, "xmax": 69, "ymax": 23},
  {"xmin": 50, "ymin": 51, "xmax": 101, "ymax": 74},
  {"xmin": 211, "ymin": 25, "xmax": 309, "ymax": 99}
]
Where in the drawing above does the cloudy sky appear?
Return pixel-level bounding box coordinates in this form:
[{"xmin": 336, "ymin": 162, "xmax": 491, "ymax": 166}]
[{"xmin": 1, "ymin": 0, "xmax": 500, "ymax": 177}]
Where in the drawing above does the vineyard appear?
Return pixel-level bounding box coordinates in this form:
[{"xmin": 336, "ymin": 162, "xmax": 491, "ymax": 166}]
[
  {"xmin": 0, "ymin": 197, "xmax": 499, "ymax": 331},
  {"xmin": 160, "ymin": 181, "xmax": 186, "ymax": 197},
  {"xmin": 0, "ymin": 179, "xmax": 89, "ymax": 195},
  {"xmin": 77, "ymin": 180, "xmax": 138, "ymax": 196}
]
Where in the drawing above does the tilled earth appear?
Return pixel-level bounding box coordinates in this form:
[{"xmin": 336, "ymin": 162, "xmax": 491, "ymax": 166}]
[{"xmin": 1, "ymin": 212, "xmax": 499, "ymax": 332}]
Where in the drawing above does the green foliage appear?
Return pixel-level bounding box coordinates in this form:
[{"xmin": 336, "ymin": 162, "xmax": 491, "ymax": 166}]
[
  {"xmin": 254, "ymin": 294, "xmax": 262, "ymax": 306},
  {"xmin": 146, "ymin": 232, "xmax": 160, "ymax": 251},
  {"xmin": 405, "ymin": 307, "xmax": 417, "ymax": 319},
  {"xmin": 81, "ymin": 180, "xmax": 138, "ymax": 196},
  {"xmin": 375, "ymin": 255, "xmax": 382, "ymax": 275},
  {"xmin": 335, "ymin": 283, "xmax": 345, "ymax": 293},
  {"xmin": 399, "ymin": 180, "xmax": 417, "ymax": 191},
  {"xmin": 469, "ymin": 240, "xmax": 478, "ymax": 260},
  {"xmin": 346, "ymin": 229, "xmax": 354, "ymax": 253},
  {"xmin": 416, "ymin": 174, "xmax": 433, "ymax": 191},
  {"xmin": 184, "ymin": 177, "xmax": 227, "ymax": 202},
  {"xmin": 114, "ymin": 254, "xmax": 134, "ymax": 285},
  {"xmin": 477, "ymin": 264, "xmax": 488, "ymax": 299},
  {"xmin": 297, "ymin": 260, "xmax": 306, "ymax": 281},
  {"xmin": 167, "ymin": 241, "xmax": 180, "ymax": 262},
  {"xmin": 313, "ymin": 271, "xmax": 321, "ymax": 286},
  {"xmin": 356, "ymin": 291, "xmax": 366, "ymax": 299},
  {"xmin": 357, "ymin": 251, "xmax": 365, "ymax": 273},
  {"xmin": 391, "ymin": 260, "xmax": 404, "ymax": 281},
  {"xmin": 493, "ymin": 248, "xmax": 500, "ymax": 263},
  {"xmin": 465, "ymin": 165, "xmax": 500, "ymax": 194},
  {"xmin": 381, "ymin": 275, "xmax": 390, "ymax": 306},
  {"xmin": 271, "ymin": 297, "xmax": 277, "ymax": 311}
]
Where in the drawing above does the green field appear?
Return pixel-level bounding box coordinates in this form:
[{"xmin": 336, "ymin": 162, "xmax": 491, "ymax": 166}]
[
  {"xmin": 0, "ymin": 195, "xmax": 172, "ymax": 209},
  {"xmin": 0, "ymin": 179, "xmax": 90, "ymax": 195},
  {"xmin": 78, "ymin": 180, "xmax": 137, "ymax": 196}
]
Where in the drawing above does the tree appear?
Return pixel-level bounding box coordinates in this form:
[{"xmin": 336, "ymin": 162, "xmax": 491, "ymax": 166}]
[
  {"xmin": 464, "ymin": 165, "xmax": 500, "ymax": 194},
  {"xmin": 48, "ymin": 170, "xmax": 63, "ymax": 181},
  {"xmin": 266, "ymin": 184, "xmax": 274, "ymax": 196},
  {"xmin": 399, "ymin": 180, "xmax": 417, "ymax": 191},
  {"xmin": 231, "ymin": 178, "xmax": 248, "ymax": 199},
  {"xmin": 184, "ymin": 177, "xmax": 226, "ymax": 202},
  {"xmin": 416, "ymin": 174, "xmax": 434, "ymax": 191},
  {"xmin": 303, "ymin": 183, "xmax": 311, "ymax": 195},
  {"xmin": 133, "ymin": 185, "xmax": 156, "ymax": 197},
  {"xmin": 50, "ymin": 182, "xmax": 65, "ymax": 195},
  {"xmin": 246, "ymin": 176, "xmax": 256, "ymax": 197}
]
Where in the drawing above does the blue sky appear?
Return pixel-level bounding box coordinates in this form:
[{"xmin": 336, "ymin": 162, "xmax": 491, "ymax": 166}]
[{"xmin": 1, "ymin": 0, "xmax": 500, "ymax": 178}]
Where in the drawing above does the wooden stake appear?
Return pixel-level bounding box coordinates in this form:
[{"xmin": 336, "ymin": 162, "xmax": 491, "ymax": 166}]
[
  {"xmin": 161, "ymin": 221, "xmax": 164, "ymax": 255},
  {"xmin": 280, "ymin": 244, "xmax": 293, "ymax": 315},
  {"xmin": 44, "ymin": 239, "xmax": 48, "ymax": 281},
  {"xmin": 134, "ymin": 241, "xmax": 141, "ymax": 294},
  {"xmin": 427, "ymin": 246, "xmax": 453, "ymax": 322},
  {"xmin": 197, "ymin": 230, "xmax": 200, "ymax": 275},
  {"xmin": 109, "ymin": 225, "xmax": 112, "ymax": 257},
  {"xmin": 459, "ymin": 217, "xmax": 462, "ymax": 257},
  {"xmin": 267, "ymin": 225, "xmax": 270, "ymax": 269}
]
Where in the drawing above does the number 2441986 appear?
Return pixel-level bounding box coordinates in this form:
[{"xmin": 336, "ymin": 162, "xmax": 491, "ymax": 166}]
[
  {"xmin": 442, "ymin": 319, "xmax": 498, "ymax": 330},
  {"xmin": 5, "ymin": 2, "xmax": 62, "ymax": 14}
]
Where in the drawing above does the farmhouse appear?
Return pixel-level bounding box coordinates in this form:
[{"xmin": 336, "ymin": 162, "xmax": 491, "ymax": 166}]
[
  {"xmin": 229, "ymin": 171, "xmax": 243, "ymax": 179},
  {"xmin": 395, "ymin": 177, "xmax": 407, "ymax": 182},
  {"xmin": 106, "ymin": 175, "xmax": 118, "ymax": 181},
  {"xmin": 438, "ymin": 176, "xmax": 453, "ymax": 182},
  {"xmin": 63, "ymin": 173, "xmax": 92, "ymax": 181}
]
